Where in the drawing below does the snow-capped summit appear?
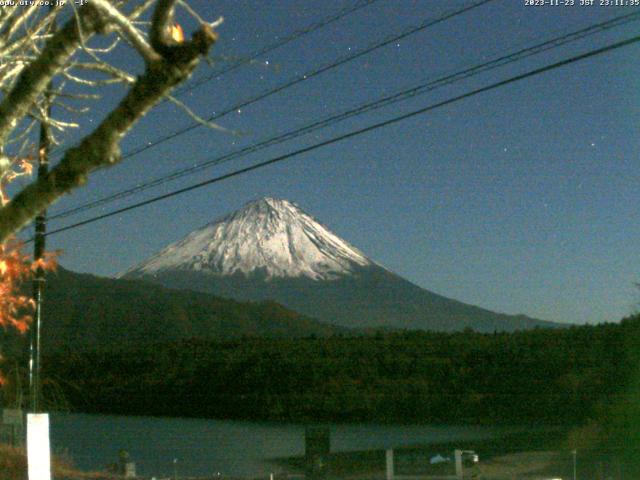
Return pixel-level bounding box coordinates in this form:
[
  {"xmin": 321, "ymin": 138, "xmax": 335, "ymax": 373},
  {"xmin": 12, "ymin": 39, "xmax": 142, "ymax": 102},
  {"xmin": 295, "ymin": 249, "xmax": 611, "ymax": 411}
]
[
  {"xmin": 121, "ymin": 197, "xmax": 372, "ymax": 281},
  {"xmin": 122, "ymin": 198, "xmax": 559, "ymax": 332}
]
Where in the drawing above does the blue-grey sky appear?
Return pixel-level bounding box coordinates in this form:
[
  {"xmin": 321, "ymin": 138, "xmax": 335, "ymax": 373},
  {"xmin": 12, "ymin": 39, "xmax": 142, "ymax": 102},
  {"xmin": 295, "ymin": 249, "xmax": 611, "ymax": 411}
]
[{"xmin": 28, "ymin": 0, "xmax": 640, "ymax": 325}]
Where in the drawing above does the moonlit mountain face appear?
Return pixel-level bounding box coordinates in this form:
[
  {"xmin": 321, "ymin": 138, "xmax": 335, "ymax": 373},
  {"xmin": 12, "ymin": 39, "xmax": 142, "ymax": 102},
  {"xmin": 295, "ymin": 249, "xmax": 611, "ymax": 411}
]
[
  {"xmin": 121, "ymin": 198, "xmax": 372, "ymax": 281},
  {"xmin": 123, "ymin": 198, "xmax": 560, "ymax": 332}
]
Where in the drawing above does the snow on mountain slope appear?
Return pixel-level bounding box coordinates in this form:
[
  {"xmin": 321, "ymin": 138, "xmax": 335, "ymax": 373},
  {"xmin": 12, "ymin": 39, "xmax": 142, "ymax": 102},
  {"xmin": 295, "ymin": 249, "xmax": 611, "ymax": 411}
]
[
  {"xmin": 121, "ymin": 198, "xmax": 372, "ymax": 281},
  {"xmin": 120, "ymin": 197, "xmax": 560, "ymax": 332}
]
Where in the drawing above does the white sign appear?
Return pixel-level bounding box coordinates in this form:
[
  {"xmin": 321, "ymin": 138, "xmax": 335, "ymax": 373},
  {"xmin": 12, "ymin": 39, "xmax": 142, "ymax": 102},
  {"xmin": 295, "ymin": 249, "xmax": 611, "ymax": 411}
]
[{"xmin": 27, "ymin": 413, "xmax": 51, "ymax": 480}]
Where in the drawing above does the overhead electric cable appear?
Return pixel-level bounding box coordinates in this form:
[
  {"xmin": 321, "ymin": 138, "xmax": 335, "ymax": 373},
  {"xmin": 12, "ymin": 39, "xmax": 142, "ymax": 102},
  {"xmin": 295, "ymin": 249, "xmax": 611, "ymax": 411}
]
[
  {"xmin": 48, "ymin": 10, "xmax": 640, "ymax": 221},
  {"xmin": 36, "ymin": 33, "xmax": 640, "ymax": 240},
  {"xmin": 110, "ymin": 0, "xmax": 496, "ymax": 160},
  {"xmin": 47, "ymin": 0, "xmax": 380, "ymax": 159},
  {"xmin": 174, "ymin": 0, "xmax": 381, "ymax": 97}
]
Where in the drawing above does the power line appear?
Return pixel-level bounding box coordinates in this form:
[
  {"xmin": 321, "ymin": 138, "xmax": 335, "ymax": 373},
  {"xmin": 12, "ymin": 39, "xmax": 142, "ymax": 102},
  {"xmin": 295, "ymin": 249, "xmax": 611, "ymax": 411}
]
[
  {"xmin": 48, "ymin": 10, "xmax": 640, "ymax": 221},
  {"xmin": 47, "ymin": 0, "xmax": 496, "ymax": 219},
  {"xmin": 38, "ymin": 33, "xmax": 640, "ymax": 240},
  {"xmin": 107, "ymin": 0, "xmax": 497, "ymax": 160},
  {"xmin": 46, "ymin": 0, "xmax": 380, "ymax": 161},
  {"xmin": 173, "ymin": 0, "xmax": 381, "ymax": 97}
]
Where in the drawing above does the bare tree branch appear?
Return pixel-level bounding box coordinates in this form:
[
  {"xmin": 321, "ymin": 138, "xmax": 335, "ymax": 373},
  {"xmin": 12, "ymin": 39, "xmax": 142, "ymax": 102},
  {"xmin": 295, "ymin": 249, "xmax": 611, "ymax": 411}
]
[
  {"xmin": 0, "ymin": 7, "xmax": 57, "ymax": 57},
  {"xmin": 128, "ymin": 0, "xmax": 158, "ymax": 21},
  {"xmin": 0, "ymin": 5, "xmax": 107, "ymax": 146},
  {"xmin": 0, "ymin": 10, "xmax": 218, "ymax": 242},
  {"xmin": 0, "ymin": 5, "xmax": 40, "ymax": 43},
  {"xmin": 150, "ymin": 0, "xmax": 180, "ymax": 53},
  {"xmin": 90, "ymin": 0, "xmax": 160, "ymax": 63},
  {"xmin": 165, "ymin": 93, "xmax": 234, "ymax": 134},
  {"xmin": 70, "ymin": 61, "xmax": 136, "ymax": 84}
]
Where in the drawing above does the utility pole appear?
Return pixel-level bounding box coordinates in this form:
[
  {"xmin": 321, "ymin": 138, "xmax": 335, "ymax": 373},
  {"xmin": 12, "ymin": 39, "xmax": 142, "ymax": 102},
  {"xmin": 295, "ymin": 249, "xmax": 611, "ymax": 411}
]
[
  {"xmin": 26, "ymin": 58, "xmax": 54, "ymax": 480},
  {"xmin": 29, "ymin": 3, "xmax": 56, "ymax": 415},
  {"xmin": 30, "ymin": 101, "xmax": 51, "ymax": 413}
]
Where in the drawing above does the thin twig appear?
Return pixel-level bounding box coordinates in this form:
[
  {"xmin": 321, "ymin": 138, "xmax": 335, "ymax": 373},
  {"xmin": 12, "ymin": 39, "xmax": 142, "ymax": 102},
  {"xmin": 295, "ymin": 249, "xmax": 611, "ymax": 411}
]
[{"xmin": 166, "ymin": 94, "xmax": 236, "ymax": 135}]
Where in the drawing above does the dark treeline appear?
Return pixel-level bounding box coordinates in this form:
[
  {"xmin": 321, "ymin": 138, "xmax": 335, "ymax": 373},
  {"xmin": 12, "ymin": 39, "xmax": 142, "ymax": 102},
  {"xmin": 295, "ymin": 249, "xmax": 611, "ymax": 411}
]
[{"xmin": 41, "ymin": 315, "xmax": 640, "ymax": 427}]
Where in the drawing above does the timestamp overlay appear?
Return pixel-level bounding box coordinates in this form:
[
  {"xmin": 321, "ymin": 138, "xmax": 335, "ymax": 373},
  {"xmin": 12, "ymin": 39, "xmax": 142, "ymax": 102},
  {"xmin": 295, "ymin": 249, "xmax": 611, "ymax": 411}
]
[
  {"xmin": 0, "ymin": 0, "xmax": 83, "ymax": 6},
  {"xmin": 525, "ymin": 0, "xmax": 640, "ymax": 6}
]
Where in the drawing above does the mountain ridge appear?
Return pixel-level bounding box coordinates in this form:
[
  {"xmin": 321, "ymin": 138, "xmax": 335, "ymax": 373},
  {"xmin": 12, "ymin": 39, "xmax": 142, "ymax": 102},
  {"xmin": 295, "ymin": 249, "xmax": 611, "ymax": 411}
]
[
  {"xmin": 123, "ymin": 198, "xmax": 561, "ymax": 332},
  {"xmin": 31, "ymin": 266, "xmax": 348, "ymax": 353}
]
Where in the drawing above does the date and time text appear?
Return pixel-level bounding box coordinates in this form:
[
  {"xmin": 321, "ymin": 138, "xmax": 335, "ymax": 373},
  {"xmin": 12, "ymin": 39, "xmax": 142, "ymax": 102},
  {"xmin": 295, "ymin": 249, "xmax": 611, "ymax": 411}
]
[{"xmin": 525, "ymin": 0, "xmax": 640, "ymax": 6}]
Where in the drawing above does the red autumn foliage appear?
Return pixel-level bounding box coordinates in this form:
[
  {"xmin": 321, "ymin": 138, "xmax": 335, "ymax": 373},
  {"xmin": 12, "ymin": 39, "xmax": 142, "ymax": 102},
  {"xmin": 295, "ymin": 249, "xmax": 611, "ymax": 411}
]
[
  {"xmin": 0, "ymin": 155, "xmax": 57, "ymax": 385},
  {"xmin": 0, "ymin": 239, "xmax": 57, "ymax": 336}
]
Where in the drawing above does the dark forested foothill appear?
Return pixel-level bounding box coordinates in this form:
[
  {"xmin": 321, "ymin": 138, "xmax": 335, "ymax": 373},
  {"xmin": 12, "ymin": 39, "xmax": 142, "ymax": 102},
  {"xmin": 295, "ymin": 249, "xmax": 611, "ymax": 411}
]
[{"xmin": 40, "ymin": 315, "xmax": 640, "ymax": 428}]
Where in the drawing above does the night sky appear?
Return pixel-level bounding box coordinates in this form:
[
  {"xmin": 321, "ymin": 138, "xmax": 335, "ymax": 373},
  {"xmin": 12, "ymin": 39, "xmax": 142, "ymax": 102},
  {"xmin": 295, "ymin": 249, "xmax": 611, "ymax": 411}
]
[{"xmin": 25, "ymin": 0, "xmax": 640, "ymax": 325}]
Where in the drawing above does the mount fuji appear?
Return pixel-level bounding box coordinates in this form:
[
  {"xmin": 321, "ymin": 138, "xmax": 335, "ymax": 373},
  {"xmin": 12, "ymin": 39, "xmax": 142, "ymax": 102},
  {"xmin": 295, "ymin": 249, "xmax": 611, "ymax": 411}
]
[{"xmin": 121, "ymin": 198, "xmax": 558, "ymax": 332}]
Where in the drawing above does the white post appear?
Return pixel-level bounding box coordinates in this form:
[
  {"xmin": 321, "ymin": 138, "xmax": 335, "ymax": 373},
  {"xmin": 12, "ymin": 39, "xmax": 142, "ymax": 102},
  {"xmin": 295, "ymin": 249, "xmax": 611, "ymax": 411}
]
[
  {"xmin": 27, "ymin": 413, "xmax": 51, "ymax": 480},
  {"xmin": 386, "ymin": 449, "xmax": 394, "ymax": 480},
  {"xmin": 454, "ymin": 450, "xmax": 463, "ymax": 480}
]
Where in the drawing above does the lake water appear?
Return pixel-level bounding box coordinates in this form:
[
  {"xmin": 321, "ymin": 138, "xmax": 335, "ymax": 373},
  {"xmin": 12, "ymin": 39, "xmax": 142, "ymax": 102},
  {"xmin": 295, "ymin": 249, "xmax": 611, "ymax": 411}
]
[{"xmin": 49, "ymin": 413, "xmax": 514, "ymax": 478}]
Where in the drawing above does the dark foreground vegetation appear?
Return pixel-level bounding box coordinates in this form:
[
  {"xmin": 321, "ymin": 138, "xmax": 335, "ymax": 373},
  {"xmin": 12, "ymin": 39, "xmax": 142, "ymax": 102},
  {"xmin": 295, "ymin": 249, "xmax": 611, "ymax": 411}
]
[
  {"xmin": 0, "ymin": 315, "xmax": 637, "ymax": 477},
  {"xmin": 41, "ymin": 315, "xmax": 640, "ymax": 429}
]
